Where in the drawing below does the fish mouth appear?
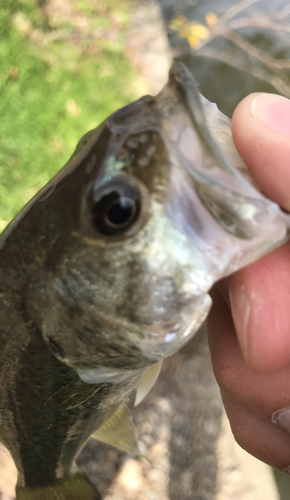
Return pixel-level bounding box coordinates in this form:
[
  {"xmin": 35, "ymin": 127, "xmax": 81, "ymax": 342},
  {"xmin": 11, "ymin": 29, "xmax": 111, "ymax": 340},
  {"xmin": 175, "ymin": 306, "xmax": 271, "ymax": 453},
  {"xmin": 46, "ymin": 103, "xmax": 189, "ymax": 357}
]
[{"xmin": 158, "ymin": 62, "xmax": 289, "ymax": 277}]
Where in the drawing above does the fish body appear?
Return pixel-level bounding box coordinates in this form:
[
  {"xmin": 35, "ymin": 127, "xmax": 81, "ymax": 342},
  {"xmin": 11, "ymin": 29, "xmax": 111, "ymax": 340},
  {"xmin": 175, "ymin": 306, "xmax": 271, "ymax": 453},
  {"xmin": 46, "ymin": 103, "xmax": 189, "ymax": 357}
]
[{"xmin": 0, "ymin": 63, "xmax": 289, "ymax": 499}]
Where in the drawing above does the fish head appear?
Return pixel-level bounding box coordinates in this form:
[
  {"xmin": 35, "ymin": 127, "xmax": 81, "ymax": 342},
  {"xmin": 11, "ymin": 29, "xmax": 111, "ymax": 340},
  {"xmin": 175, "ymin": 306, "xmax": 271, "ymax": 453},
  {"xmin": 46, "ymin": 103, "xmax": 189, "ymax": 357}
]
[{"xmin": 9, "ymin": 63, "xmax": 288, "ymax": 385}]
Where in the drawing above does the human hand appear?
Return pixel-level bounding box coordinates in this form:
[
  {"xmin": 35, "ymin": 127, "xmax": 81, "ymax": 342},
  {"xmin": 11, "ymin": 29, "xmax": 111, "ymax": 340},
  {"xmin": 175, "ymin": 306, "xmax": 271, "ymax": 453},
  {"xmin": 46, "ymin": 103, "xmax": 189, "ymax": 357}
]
[{"xmin": 207, "ymin": 92, "xmax": 290, "ymax": 472}]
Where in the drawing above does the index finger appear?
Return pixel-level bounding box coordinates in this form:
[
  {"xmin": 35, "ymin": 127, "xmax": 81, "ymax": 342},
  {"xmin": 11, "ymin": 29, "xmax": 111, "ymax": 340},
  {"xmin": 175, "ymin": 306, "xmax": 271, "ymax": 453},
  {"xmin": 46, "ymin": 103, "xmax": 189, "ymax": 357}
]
[{"xmin": 232, "ymin": 92, "xmax": 290, "ymax": 211}]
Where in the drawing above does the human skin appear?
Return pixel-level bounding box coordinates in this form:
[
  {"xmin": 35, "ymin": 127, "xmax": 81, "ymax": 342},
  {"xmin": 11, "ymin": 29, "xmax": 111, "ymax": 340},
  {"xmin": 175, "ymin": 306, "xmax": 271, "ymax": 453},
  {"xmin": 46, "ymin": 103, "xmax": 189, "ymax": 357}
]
[{"xmin": 207, "ymin": 92, "xmax": 290, "ymax": 473}]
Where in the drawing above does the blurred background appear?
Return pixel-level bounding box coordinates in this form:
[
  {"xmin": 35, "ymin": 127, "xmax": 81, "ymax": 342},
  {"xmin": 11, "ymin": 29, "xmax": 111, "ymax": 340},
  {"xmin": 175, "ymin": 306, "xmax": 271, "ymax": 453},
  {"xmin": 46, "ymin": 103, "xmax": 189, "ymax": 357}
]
[
  {"xmin": 0, "ymin": 0, "xmax": 152, "ymax": 230},
  {"xmin": 1, "ymin": 0, "xmax": 290, "ymax": 499}
]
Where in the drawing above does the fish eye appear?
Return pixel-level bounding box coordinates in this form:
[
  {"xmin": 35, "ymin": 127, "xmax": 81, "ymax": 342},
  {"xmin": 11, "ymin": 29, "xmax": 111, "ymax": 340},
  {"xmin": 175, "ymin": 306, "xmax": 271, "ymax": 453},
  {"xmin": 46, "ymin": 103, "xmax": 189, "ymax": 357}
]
[{"xmin": 87, "ymin": 178, "xmax": 141, "ymax": 236}]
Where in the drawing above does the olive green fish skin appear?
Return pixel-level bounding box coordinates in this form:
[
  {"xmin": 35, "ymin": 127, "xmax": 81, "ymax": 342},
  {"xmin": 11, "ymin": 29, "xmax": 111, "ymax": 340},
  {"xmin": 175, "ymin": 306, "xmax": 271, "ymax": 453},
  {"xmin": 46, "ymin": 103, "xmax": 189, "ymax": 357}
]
[
  {"xmin": 0, "ymin": 73, "xmax": 193, "ymax": 490},
  {"xmin": 0, "ymin": 122, "xmax": 148, "ymax": 488},
  {"xmin": 0, "ymin": 276, "xmax": 137, "ymax": 488}
]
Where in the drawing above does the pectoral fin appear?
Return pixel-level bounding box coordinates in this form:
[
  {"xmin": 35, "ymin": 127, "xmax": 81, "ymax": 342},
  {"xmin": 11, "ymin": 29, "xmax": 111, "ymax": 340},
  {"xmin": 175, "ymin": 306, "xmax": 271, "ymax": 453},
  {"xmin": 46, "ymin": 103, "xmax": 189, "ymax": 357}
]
[
  {"xmin": 134, "ymin": 361, "xmax": 162, "ymax": 406},
  {"xmin": 92, "ymin": 403, "xmax": 139, "ymax": 455}
]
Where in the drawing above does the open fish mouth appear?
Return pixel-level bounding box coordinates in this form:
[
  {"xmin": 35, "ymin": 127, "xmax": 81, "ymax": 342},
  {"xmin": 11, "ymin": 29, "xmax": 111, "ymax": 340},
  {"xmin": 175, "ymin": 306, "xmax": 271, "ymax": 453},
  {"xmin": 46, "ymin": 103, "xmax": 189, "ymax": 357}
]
[{"xmin": 159, "ymin": 63, "xmax": 289, "ymax": 272}]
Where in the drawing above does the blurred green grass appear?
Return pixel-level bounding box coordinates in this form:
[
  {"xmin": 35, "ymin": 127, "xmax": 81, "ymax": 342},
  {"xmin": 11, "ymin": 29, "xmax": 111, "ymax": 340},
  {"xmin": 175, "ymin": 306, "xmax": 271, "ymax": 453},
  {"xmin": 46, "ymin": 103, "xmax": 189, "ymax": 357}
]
[{"xmin": 0, "ymin": 0, "xmax": 146, "ymax": 229}]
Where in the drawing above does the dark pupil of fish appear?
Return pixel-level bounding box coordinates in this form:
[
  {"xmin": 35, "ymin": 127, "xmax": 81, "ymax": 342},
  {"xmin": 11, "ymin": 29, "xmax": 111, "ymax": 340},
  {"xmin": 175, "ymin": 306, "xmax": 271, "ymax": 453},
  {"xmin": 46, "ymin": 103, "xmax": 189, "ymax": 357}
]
[
  {"xmin": 90, "ymin": 185, "xmax": 140, "ymax": 235},
  {"xmin": 106, "ymin": 198, "xmax": 133, "ymax": 227}
]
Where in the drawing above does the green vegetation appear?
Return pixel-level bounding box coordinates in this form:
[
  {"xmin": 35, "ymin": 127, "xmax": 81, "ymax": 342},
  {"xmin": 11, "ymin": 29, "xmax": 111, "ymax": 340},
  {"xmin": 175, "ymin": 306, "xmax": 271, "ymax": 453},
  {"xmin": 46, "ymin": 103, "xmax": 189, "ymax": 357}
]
[{"xmin": 0, "ymin": 0, "xmax": 145, "ymax": 228}]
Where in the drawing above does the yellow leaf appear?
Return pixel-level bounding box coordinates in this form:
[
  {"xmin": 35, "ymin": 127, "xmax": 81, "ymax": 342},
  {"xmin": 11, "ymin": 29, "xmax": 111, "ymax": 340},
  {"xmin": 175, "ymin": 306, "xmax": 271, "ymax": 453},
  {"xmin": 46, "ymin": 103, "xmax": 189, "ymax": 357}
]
[
  {"xmin": 190, "ymin": 23, "xmax": 210, "ymax": 39},
  {"xmin": 188, "ymin": 35, "xmax": 201, "ymax": 48},
  {"xmin": 170, "ymin": 17, "xmax": 211, "ymax": 48},
  {"xmin": 206, "ymin": 12, "xmax": 218, "ymax": 28},
  {"xmin": 187, "ymin": 23, "xmax": 210, "ymax": 47}
]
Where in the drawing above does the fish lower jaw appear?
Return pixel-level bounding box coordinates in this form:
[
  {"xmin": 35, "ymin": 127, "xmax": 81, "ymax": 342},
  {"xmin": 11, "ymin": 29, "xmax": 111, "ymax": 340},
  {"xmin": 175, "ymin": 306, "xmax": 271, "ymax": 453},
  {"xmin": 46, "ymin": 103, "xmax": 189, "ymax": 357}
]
[
  {"xmin": 76, "ymin": 366, "xmax": 143, "ymax": 384},
  {"xmin": 139, "ymin": 292, "xmax": 212, "ymax": 358},
  {"xmin": 76, "ymin": 293, "xmax": 211, "ymax": 385}
]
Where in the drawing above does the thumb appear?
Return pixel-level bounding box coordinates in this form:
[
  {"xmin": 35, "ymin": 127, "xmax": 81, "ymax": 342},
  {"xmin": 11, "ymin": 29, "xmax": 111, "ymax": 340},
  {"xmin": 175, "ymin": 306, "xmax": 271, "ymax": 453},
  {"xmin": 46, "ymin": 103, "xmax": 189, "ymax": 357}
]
[
  {"xmin": 232, "ymin": 92, "xmax": 290, "ymax": 211},
  {"xmin": 226, "ymin": 93, "xmax": 290, "ymax": 372}
]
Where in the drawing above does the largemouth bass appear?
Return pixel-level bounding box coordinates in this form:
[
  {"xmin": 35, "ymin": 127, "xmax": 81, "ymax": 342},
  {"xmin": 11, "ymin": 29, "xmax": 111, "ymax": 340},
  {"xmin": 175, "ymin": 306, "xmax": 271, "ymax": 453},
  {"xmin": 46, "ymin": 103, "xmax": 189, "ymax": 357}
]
[{"xmin": 0, "ymin": 63, "xmax": 288, "ymax": 500}]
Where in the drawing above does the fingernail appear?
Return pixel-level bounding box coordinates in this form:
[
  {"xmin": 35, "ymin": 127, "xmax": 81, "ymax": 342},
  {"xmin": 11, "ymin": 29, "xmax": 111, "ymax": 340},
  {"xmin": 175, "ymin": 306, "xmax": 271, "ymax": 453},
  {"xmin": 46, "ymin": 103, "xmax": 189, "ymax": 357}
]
[
  {"xmin": 251, "ymin": 93, "xmax": 290, "ymax": 137},
  {"xmin": 229, "ymin": 277, "xmax": 251, "ymax": 363},
  {"xmin": 272, "ymin": 407, "xmax": 290, "ymax": 433}
]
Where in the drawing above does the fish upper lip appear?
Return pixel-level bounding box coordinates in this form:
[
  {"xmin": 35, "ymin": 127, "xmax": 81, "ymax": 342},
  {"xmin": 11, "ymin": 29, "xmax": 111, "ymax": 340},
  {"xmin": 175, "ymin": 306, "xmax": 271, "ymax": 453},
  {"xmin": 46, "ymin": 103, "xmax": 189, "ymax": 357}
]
[{"xmin": 160, "ymin": 62, "xmax": 259, "ymax": 196}]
